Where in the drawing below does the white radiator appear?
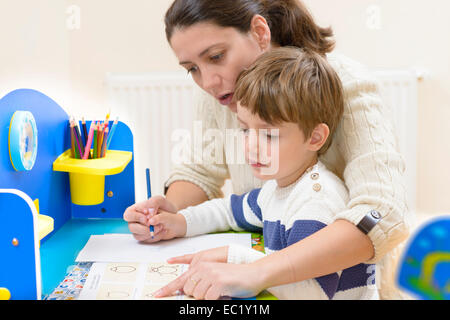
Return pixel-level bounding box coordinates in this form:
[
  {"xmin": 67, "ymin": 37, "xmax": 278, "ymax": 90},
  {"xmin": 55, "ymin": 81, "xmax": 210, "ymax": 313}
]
[
  {"xmin": 106, "ymin": 69, "xmax": 420, "ymax": 211},
  {"xmin": 106, "ymin": 72, "xmax": 196, "ymax": 202},
  {"xmin": 373, "ymin": 70, "xmax": 420, "ymax": 213}
]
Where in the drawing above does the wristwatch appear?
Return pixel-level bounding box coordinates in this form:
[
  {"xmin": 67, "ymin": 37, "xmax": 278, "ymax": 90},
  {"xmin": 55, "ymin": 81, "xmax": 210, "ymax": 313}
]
[{"xmin": 356, "ymin": 210, "xmax": 382, "ymax": 234}]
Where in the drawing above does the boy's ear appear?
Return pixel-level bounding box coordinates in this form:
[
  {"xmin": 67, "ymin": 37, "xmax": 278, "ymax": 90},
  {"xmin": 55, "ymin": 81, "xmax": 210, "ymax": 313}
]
[
  {"xmin": 308, "ymin": 124, "xmax": 330, "ymax": 152},
  {"xmin": 250, "ymin": 14, "xmax": 271, "ymax": 51}
]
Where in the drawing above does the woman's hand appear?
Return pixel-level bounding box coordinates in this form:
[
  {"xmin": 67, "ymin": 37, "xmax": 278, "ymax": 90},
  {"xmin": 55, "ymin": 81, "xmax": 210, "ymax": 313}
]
[
  {"xmin": 123, "ymin": 195, "xmax": 178, "ymax": 242},
  {"xmin": 154, "ymin": 259, "xmax": 266, "ymax": 300},
  {"xmin": 167, "ymin": 246, "xmax": 229, "ymax": 266}
]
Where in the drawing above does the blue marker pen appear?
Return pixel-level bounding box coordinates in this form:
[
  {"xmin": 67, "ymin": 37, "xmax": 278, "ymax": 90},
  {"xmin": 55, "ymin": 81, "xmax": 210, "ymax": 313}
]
[{"xmin": 146, "ymin": 168, "xmax": 154, "ymax": 238}]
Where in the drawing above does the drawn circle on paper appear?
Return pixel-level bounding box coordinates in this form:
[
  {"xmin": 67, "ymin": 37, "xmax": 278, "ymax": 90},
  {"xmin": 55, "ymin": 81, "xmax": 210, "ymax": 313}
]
[
  {"xmin": 149, "ymin": 265, "xmax": 179, "ymax": 276},
  {"xmin": 107, "ymin": 291, "xmax": 130, "ymax": 299},
  {"xmin": 110, "ymin": 265, "xmax": 136, "ymax": 273}
]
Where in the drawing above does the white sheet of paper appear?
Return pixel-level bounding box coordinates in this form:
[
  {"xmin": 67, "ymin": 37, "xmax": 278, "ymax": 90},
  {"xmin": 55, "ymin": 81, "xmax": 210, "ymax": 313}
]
[{"xmin": 75, "ymin": 233, "xmax": 251, "ymax": 263}]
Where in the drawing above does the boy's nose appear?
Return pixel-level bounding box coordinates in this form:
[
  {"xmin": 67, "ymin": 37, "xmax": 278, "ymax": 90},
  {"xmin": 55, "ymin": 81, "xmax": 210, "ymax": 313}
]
[{"xmin": 245, "ymin": 130, "xmax": 260, "ymax": 161}]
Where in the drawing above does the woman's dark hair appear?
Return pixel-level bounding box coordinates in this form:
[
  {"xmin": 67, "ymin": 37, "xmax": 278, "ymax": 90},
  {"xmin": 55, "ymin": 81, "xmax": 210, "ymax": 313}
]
[{"xmin": 165, "ymin": 0, "xmax": 335, "ymax": 55}]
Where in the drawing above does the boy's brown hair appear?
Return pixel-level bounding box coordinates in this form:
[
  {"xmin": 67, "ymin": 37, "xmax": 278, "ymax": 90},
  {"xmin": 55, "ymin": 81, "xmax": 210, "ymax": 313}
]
[{"xmin": 234, "ymin": 47, "xmax": 344, "ymax": 155}]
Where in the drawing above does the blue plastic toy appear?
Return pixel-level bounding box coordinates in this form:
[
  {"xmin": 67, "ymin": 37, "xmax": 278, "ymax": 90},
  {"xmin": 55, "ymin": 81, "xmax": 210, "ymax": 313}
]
[{"xmin": 397, "ymin": 216, "xmax": 450, "ymax": 300}]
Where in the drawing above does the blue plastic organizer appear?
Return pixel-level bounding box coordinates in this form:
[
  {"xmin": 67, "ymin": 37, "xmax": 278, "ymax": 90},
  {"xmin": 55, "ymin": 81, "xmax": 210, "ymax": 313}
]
[{"xmin": 0, "ymin": 89, "xmax": 135, "ymax": 299}]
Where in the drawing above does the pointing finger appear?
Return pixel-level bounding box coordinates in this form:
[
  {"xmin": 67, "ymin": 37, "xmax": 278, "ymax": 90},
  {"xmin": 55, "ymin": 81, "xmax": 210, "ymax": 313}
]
[
  {"xmin": 167, "ymin": 254, "xmax": 195, "ymax": 265},
  {"xmin": 153, "ymin": 271, "xmax": 190, "ymax": 298}
]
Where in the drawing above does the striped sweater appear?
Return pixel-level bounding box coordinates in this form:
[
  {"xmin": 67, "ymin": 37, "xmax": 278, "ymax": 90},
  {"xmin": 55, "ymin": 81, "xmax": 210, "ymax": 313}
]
[{"xmin": 179, "ymin": 161, "xmax": 379, "ymax": 300}]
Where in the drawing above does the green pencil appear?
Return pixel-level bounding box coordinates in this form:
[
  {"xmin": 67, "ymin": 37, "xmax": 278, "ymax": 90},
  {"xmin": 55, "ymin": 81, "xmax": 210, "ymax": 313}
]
[
  {"xmin": 72, "ymin": 125, "xmax": 81, "ymax": 159},
  {"xmin": 93, "ymin": 122, "xmax": 98, "ymax": 159},
  {"xmin": 70, "ymin": 120, "xmax": 75, "ymax": 158}
]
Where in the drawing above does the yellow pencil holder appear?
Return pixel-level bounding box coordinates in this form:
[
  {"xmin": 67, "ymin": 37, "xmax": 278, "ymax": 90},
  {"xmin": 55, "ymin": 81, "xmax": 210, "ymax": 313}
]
[{"xmin": 53, "ymin": 149, "xmax": 132, "ymax": 206}]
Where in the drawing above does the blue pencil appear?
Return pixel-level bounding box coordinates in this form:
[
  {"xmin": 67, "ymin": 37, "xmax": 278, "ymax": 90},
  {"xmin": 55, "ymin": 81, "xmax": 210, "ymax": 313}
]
[
  {"xmin": 106, "ymin": 117, "xmax": 118, "ymax": 150},
  {"xmin": 146, "ymin": 168, "xmax": 154, "ymax": 238}
]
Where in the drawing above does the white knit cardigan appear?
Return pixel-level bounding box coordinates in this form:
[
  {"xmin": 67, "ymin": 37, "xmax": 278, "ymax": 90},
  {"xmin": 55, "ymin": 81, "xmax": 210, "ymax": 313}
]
[{"xmin": 165, "ymin": 52, "xmax": 413, "ymax": 299}]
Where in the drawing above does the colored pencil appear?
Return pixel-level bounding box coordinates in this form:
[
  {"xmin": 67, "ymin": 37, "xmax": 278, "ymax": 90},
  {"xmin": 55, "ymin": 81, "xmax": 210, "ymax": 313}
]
[
  {"xmin": 70, "ymin": 119, "xmax": 79, "ymax": 159},
  {"xmin": 74, "ymin": 121, "xmax": 85, "ymax": 156},
  {"xmin": 83, "ymin": 122, "xmax": 95, "ymax": 160},
  {"xmin": 82, "ymin": 117, "xmax": 88, "ymax": 146},
  {"xmin": 146, "ymin": 168, "xmax": 154, "ymax": 238},
  {"xmin": 72, "ymin": 123, "xmax": 82, "ymax": 159},
  {"xmin": 97, "ymin": 124, "xmax": 104, "ymax": 158},
  {"xmin": 75, "ymin": 118, "xmax": 82, "ymax": 145},
  {"xmin": 106, "ymin": 117, "xmax": 118, "ymax": 150},
  {"xmin": 104, "ymin": 110, "xmax": 111, "ymax": 129},
  {"xmin": 70, "ymin": 121, "xmax": 75, "ymax": 158},
  {"xmin": 100, "ymin": 127, "xmax": 109, "ymax": 158},
  {"xmin": 93, "ymin": 122, "xmax": 98, "ymax": 159}
]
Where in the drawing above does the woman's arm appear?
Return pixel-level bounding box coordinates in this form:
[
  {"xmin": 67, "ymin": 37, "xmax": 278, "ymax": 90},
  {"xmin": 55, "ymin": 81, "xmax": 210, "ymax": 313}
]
[
  {"xmin": 164, "ymin": 88, "xmax": 230, "ymax": 205},
  {"xmin": 324, "ymin": 55, "xmax": 411, "ymax": 264},
  {"xmin": 255, "ymin": 219, "xmax": 373, "ymax": 288},
  {"xmin": 165, "ymin": 181, "xmax": 208, "ymax": 211},
  {"xmin": 125, "ymin": 89, "xmax": 228, "ymax": 241}
]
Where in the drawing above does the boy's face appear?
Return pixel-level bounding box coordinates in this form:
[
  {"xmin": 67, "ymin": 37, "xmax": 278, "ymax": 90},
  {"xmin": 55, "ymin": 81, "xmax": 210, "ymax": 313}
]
[{"xmin": 237, "ymin": 103, "xmax": 318, "ymax": 187}]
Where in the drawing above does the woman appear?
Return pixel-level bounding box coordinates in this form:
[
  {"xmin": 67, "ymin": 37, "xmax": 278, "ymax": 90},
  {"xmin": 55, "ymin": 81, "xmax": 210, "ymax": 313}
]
[{"xmin": 124, "ymin": 0, "xmax": 411, "ymax": 299}]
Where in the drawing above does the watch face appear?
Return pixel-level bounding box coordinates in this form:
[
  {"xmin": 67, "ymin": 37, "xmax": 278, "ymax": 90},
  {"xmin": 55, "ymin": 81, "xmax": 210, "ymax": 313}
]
[
  {"xmin": 370, "ymin": 210, "xmax": 381, "ymax": 219},
  {"xmin": 357, "ymin": 211, "xmax": 382, "ymax": 234}
]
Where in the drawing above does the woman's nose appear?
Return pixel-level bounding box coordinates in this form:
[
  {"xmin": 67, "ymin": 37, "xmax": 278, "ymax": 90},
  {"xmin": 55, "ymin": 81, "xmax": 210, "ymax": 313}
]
[{"xmin": 201, "ymin": 69, "xmax": 221, "ymax": 92}]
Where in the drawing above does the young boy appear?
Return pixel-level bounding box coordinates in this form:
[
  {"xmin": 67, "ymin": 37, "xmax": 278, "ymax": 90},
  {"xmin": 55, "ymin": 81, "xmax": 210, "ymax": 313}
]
[{"xmin": 147, "ymin": 47, "xmax": 378, "ymax": 299}]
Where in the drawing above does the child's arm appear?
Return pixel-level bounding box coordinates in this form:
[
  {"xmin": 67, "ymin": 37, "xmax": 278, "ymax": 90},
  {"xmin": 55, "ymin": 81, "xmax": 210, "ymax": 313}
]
[
  {"xmin": 147, "ymin": 189, "xmax": 264, "ymax": 248},
  {"xmin": 145, "ymin": 196, "xmax": 241, "ymax": 241},
  {"xmin": 263, "ymin": 200, "xmax": 340, "ymax": 300},
  {"xmin": 179, "ymin": 189, "xmax": 264, "ymax": 237}
]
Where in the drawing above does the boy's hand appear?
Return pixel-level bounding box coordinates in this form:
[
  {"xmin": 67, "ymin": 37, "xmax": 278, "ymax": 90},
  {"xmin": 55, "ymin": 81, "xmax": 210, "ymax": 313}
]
[
  {"xmin": 142, "ymin": 211, "xmax": 187, "ymax": 243},
  {"xmin": 123, "ymin": 196, "xmax": 178, "ymax": 242}
]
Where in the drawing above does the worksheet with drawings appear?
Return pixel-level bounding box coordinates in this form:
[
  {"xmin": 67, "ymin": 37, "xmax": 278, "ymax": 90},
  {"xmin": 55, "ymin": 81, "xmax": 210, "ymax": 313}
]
[
  {"xmin": 78, "ymin": 262, "xmax": 194, "ymax": 300},
  {"xmin": 76, "ymin": 233, "xmax": 251, "ymax": 299}
]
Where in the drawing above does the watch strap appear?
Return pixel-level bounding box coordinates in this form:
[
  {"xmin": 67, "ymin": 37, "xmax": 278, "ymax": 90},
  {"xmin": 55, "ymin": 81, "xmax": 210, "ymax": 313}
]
[{"xmin": 356, "ymin": 210, "xmax": 382, "ymax": 234}]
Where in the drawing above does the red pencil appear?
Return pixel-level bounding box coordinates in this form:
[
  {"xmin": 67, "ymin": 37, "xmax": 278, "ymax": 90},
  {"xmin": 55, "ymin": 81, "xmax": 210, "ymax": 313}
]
[{"xmin": 83, "ymin": 122, "xmax": 95, "ymax": 160}]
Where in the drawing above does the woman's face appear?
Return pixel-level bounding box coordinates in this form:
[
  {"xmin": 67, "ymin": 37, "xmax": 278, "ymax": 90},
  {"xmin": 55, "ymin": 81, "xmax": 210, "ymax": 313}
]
[{"xmin": 170, "ymin": 22, "xmax": 267, "ymax": 113}]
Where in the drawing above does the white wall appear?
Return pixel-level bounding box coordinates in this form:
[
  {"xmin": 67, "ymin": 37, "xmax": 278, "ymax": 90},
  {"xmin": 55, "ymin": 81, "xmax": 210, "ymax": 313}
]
[
  {"xmin": 303, "ymin": 0, "xmax": 450, "ymax": 215},
  {"xmin": 1, "ymin": 0, "xmax": 449, "ymax": 216},
  {"xmin": 0, "ymin": 0, "xmax": 72, "ymax": 111},
  {"xmin": 68, "ymin": 0, "xmax": 178, "ymax": 119}
]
